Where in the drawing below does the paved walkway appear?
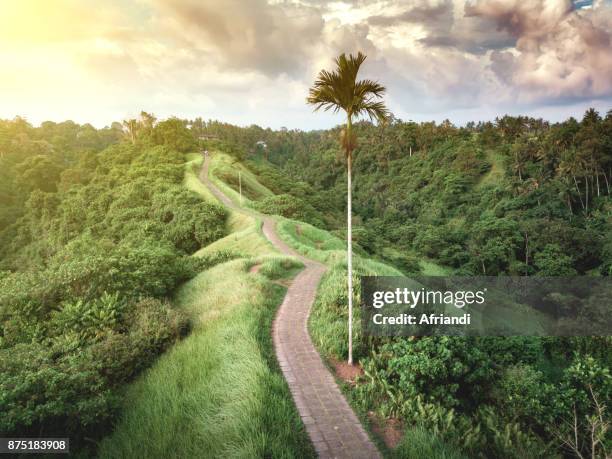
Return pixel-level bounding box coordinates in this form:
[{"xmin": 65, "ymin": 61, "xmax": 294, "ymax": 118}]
[{"xmin": 200, "ymin": 157, "xmax": 381, "ymax": 459}]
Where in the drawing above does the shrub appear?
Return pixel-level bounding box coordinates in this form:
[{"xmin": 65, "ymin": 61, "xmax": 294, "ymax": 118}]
[
  {"xmin": 0, "ymin": 141, "xmax": 225, "ymax": 448},
  {"xmin": 380, "ymin": 247, "xmax": 421, "ymax": 274},
  {"xmin": 375, "ymin": 337, "xmax": 495, "ymax": 409},
  {"xmin": 392, "ymin": 425, "xmax": 468, "ymax": 459},
  {"xmin": 476, "ymin": 336, "xmax": 543, "ymax": 367},
  {"xmin": 253, "ymin": 194, "xmax": 324, "ymax": 227},
  {"xmin": 0, "ymin": 297, "xmax": 188, "ymax": 438},
  {"xmin": 0, "ymin": 341, "xmax": 119, "ymax": 436},
  {"xmin": 550, "ymin": 356, "xmax": 611, "ymax": 458},
  {"xmin": 490, "ymin": 364, "xmax": 556, "ymax": 427},
  {"xmin": 90, "ymin": 298, "xmax": 190, "ymax": 383},
  {"xmin": 534, "ymin": 244, "xmax": 577, "ymax": 276},
  {"xmin": 50, "ymin": 292, "xmax": 127, "ymax": 342}
]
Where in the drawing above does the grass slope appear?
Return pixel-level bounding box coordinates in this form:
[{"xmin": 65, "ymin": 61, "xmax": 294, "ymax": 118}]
[
  {"xmin": 208, "ymin": 152, "xmax": 274, "ymax": 207},
  {"xmin": 103, "ymin": 151, "xmax": 455, "ymax": 458},
  {"xmin": 185, "ymin": 153, "xmax": 275, "ymax": 258},
  {"xmin": 273, "ymin": 220, "xmax": 464, "ymax": 458},
  {"xmin": 476, "ymin": 149, "xmax": 506, "ymax": 189},
  {"xmin": 99, "ymin": 154, "xmax": 314, "ymax": 458},
  {"xmin": 258, "ymin": 184, "xmax": 461, "ymax": 458},
  {"xmin": 183, "ymin": 153, "xmax": 217, "ymax": 203},
  {"xmin": 274, "ymin": 218, "xmax": 402, "ymax": 359}
]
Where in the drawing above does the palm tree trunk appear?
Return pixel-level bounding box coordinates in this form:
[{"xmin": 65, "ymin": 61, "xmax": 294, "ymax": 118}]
[
  {"xmin": 573, "ymin": 176, "xmax": 585, "ymax": 210},
  {"xmin": 524, "ymin": 232, "xmax": 529, "ymax": 271},
  {"xmin": 585, "ymin": 175, "xmax": 589, "ymax": 212},
  {"xmin": 347, "ymin": 149, "xmax": 353, "ymax": 365}
]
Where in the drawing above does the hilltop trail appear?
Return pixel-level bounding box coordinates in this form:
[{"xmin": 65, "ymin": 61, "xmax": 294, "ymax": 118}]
[{"xmin": 200, "ymin": 155, "xmax": 381, "ymax": 459}]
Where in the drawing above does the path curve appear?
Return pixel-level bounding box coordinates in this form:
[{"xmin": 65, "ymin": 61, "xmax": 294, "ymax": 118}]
[{"xmin": 200, "ymin": 156, "xmax": 381, "ymax": 459}]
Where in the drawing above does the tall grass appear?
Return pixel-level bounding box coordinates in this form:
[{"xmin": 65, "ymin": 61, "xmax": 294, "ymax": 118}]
[
  {"xmin": 98, "ymin": 154, "xmax": 313, "ymax": 457},
  {"xmin": 107, "ymin": 151, "xmax": 456, "ymax": 458},
  {"xmin": 194, "ymin": 217, "xmax": 275, "ymax": 258},
  {"xmin": 419, "ymin": 259, "xmax": 452, "ymax": 276},
  {"xmin": 183, "ymin": 154, "xmax": 218, "ymax": 203},
  {"xmin": 185, "ymin": 153, "xmax": 275, "ymax": 258},
  {"xmin": 273, "ymin": 205, "xmax": 463, "ymax": 459},
  {"xmin": 208, "ymin": 152, "xmax": 274, "ymax": 207},
  {"xmin": 198, "ymin": 152, "xmax": 459, "ymax": 458},
  {"xmin": 476, "ymin": 149, "xmax": 506, "ymax": 189},
  {"xmin": 391, "ymin": 427, "xmax": 469, "ymax": 459},
  {"xmin": 274, "ymin": 217, "xmax": 401, "ymax": 359},
  {"xmin": 98, "ymin": 258, "xmax": 314, "ymax": 458},
  {"xmin": 308, "ymin": 255, "xmax": 401, "ymax": 361}
]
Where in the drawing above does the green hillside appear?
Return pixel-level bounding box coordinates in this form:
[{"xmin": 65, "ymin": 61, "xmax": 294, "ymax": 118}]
[
  {"xmin": 190, "ymin": 111, "xmax": 611, "ymax": 458},
  {"xmin": 1, "ymin": 112, "xmax": 610, "ymax": 459}
]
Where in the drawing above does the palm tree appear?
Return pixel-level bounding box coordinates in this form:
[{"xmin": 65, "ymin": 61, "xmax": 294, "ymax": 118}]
[{"xmin": 307, "ymin": 52, "xmax": 388, "ymax": 365}]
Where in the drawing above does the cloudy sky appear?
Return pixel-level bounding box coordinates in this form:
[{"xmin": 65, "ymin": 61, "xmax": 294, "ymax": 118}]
[{"xmin": 1, "ymin": 0, "xmax": 611, "ymax": 129}]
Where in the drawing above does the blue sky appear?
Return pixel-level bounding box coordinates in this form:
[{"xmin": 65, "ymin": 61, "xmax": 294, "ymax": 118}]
[
  {"xmin": 1, "ymin": 0, "xmax": 611, "ymax": 129},
  {"xmin": 573, "ymin": 0, "xmax": 593, "ymax": 8}
]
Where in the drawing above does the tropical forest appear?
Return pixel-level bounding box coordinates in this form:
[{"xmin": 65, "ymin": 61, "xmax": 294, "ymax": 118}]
[
  {"xmin": 0, "ymin": 104, "xmax": 610, "ymax": 457},
  {"xmin": 1, "ymin": 0, "xmax": 612, "ymax": 457}
]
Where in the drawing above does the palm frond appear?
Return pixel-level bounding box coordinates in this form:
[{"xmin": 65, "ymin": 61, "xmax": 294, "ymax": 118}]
[
  {"xmin": 306, "ymin": 51, "xmax": 388, "ymax": 123},
  {"xmin": 354, "ymin": 99, "xmax": 390, "ymax": 124}
]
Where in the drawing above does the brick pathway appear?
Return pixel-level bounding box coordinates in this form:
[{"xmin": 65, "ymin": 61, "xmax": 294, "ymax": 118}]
[{"xmin": 200, "ymin": 156, "xmax": 381, "ymax": 459}]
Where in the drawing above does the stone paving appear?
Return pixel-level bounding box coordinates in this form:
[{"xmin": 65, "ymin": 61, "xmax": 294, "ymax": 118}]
[{"xmin": 200, "ymin": 156, "xmax": 381, "ymax": 458}]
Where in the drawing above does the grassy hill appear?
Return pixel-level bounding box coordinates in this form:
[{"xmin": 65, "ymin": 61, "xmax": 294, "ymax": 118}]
[
  {"xmin": 99, "ymin": 150, "xmax": 435, "ymax": 457},
  {"xmin": 189, "ymin": 148, "xmax": 610, "ymax": 459},
  {"xmin": 99, "ymin": 153, "xmax": 313, "ymax": 457},
  {"xmin": 2, "ymin": 112, "xmax": 610, "ymax": 459}
]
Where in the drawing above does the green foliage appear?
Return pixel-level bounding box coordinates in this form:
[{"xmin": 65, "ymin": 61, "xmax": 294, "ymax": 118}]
[
  {"xmin": 365, "ymin": 338, "xmax": 496, "ymax": 409},
  {"xmin": 14, "ymin": 155, "xmax": 62, "ymax": 193},
  {"xmin": 0, "ymin": 130, "xmax": 228, "ymax": 445},
  {"xmin": 51, "ymin": 292, "xmax": 127, "ymax": 341},
  {"xmin": 247, "ymin": 154, "xmax": 341, "ymax": 229},
  {"xmin": 353, "ymin": 337, "xmax": 610, "ymax": 458},
  {"xmin": 97, "ymin": 259, "xmax": 314, "ymax": 458},
  {"xmin": 491, "ymin": 364, "xmax": 556, "ymax": 425},
  {"xmin": 2, "ymin": 108, "xmax": 610, "ymax": 458},
  {"xmin": 151, "ymin": 118, "xmax": 196, "ymax": 152},
  {"xmin": 379, "ymin": 247, "xmax": 421, "ymax": 274},
  {"xmin": 300, "ymin": 230, "xmax": 608, "ymax": 459},
  {"xmin": 0, "ymin": 297, "xmax": 188, "ymax": 440},
  {"xmin": 534, "ymin": 244, "xmax": 577, "ymax": 276},
  {"xmin": 392, "ymin": 426, "xmax": 468, "ymax": 459},
  {"xmin": 248, "ymin": 110, "xmax": 611, "ymax": 276},
  {"xmin": 0, "ymin": 238, "xmax": 219, "ymax": 348},
  {"xmin": 253, "ymin": 256, "xmax": 304, "ymax": 280},
  {"xmin": 253, "ymin": 194, "xmax": 324, "ymax": 227},
  {"xmin": 216, "ymin": 111, "xmax": 610, "ymax": 456}
]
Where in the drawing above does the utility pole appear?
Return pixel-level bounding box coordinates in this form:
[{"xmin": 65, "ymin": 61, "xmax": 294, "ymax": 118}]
[{"xmin": 239, "ymin": 171, "xmax": 242, "ymax": 207}]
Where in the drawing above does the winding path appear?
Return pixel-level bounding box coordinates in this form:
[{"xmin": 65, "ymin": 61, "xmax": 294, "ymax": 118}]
[{"xmin": 200, "ymin": 156, "xmax": 381, "ymax": 459}]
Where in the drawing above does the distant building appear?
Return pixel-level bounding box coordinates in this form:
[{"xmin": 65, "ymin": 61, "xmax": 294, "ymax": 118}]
[{"xmin": 256, "ymin": 140, "xmax": 267, "ymax": 149}]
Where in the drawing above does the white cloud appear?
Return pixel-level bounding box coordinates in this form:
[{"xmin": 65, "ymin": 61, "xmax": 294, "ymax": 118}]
[{"xmin": 467, "ymin": 0, "xmax": 612, "ymax": 102}]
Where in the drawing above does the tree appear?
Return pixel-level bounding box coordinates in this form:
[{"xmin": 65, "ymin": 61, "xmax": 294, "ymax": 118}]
[
  {"xmin": 122, "ymin": 119, "xmax": 139, "ymax": 144},
  {"xmin": 307, "ymin": 52, "xmax": 388, "ymax": 364},
  {"xmin": 152, "ymin": 118, "xmax": 195, "ymax": 152},
  {"xmin": 534, "ymin": 244, "xmax": 577, "ymax": 276},
  {"xmin": 15, "ymin": 155, "xmax": 62, "ymax": 193},
  {"xmin": 139, "ymin": 111, "xmax": 157, "ymax": 137}
]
